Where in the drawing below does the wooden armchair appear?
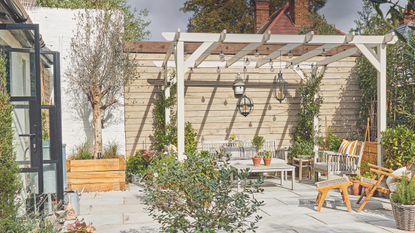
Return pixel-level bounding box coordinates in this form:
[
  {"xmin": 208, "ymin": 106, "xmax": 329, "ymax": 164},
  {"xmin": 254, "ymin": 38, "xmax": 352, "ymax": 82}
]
[
  {"xmin": 357, "ymin": 163, "xmax": 414, "ymax": 213},
  {"xmin": 314, "ymin": 141, "xmax": 364, "ymax": 182}
]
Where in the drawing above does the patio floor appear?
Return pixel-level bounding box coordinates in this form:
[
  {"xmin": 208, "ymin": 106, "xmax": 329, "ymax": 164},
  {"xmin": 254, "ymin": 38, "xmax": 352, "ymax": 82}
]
[{"xmin": 74, "ymin": 177, "xmax": 405, "ymax": 233}]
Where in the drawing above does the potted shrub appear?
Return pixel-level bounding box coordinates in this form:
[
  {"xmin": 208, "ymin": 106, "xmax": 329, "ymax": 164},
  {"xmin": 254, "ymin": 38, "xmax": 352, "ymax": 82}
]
[
  {"xmin": 263, "ymin": 150, "xmax": 272, "ymax": 166},
  {"xmin": 251, "ymin": 135, "xmax": 265, "ymax": 166},
  {"xmin": 390, "ymin": 176, "xmax": 415, "ymax": 231},
  {"xmin": 349, "ymin": 175, "xmax": 361, "ymax": 195}
]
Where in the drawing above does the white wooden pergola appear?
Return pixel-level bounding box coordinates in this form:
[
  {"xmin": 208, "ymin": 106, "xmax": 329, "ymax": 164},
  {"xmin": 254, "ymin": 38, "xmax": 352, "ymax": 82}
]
[{"xmin": 157, "ymin": 29, "xmax": 398, "ymax": 165}]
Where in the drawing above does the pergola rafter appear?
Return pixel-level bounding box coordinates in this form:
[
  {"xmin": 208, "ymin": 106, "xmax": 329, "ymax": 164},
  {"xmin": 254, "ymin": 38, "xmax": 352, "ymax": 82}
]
[{"xmin": 159, "ymin": 30, "xmax": 398, "ymax": 164}]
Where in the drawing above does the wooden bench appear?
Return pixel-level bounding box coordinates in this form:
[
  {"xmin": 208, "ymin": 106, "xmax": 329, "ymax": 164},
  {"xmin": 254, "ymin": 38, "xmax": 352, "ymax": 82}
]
[{"xmin": 315, "ymin": 177, "xmax": 352, "ymax": 212}]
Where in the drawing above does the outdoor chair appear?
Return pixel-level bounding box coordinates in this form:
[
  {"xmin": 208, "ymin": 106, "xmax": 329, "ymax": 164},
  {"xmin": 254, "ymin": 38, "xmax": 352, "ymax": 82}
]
[
  {"xmin": 315, "ymin": 176, "xmax": 352, "ymax": 212},
  {"xmin": 313, "ymin": 141, "xmax": 364, "ymax": 182},
  {"xmin": 357, "ymin": 163, "xmax": 414, "ymax": 213}
]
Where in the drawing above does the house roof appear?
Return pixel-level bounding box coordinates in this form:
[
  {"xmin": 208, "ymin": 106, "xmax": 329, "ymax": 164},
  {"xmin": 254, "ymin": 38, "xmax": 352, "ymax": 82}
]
[
  {"xmin": 388, "ymin": 21, "xmax": 415, "ymax": 39},
  {"xmin": 257, "ymin": 3, "xmax": 345, "ymax": 35}
]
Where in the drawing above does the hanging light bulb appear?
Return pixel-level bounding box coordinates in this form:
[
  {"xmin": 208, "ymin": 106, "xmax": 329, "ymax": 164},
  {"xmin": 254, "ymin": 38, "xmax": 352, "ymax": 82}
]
[
  {"xmin": 243, "ymin": 66, "xmax": 247, "ymax": 73},
  {"xmin": 245, "ymin": 58, "xmax": 250, "ymax": 66},
  {"xmin": 289, "ymin": 62, "xmax": 293, "ymax": 68},
  {"xmin": 220, "ymin": 50, "xmax": 225, "ymax": 62},
  {"xmin": 288, "ymin": 50, "xmax": 293, "ymax": 58},
  {"xmin": 217, "ymin": 66, "xmax": 221, "ymax": 73},
  {"xmin": 322, "ymin": 48, "xmax": 327, "ymax": 56},
  {"xmin": 269, "ymin": 59, "xmax": 273, "ymax": 66},
  {"xmin": 189, "ymin": 67, "xmax": 193, "ymax": 73},
  {"xmin": 254, "ymin": 49, "xmax": 259, "ymax": 57},
  {"xmin": 311, "ymin": 63, "xmax": 314, "ymax": 68},
  {"xmin": 184, "ymin": 46, "xmax": 188, "ymax": 55},
  {"xmin": 270, "ymin": 65, "xmax": 274, "ymax": 72}
]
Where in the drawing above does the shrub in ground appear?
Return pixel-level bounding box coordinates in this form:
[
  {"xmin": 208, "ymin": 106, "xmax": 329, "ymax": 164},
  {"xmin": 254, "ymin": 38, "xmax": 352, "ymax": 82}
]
[{"xmin": 144, "ymin": 152, "xmax": 265, "ymax": 232}]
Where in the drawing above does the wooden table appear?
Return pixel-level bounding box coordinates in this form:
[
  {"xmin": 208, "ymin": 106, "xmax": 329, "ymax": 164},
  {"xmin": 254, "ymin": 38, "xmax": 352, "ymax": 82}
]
[
  {"xmin": 292, "ymin": 157, "xmax": 313, "ymax": 183},
  {"xmin": 230, "ymin": 163, "xmax": 295, "ymax": 191}
]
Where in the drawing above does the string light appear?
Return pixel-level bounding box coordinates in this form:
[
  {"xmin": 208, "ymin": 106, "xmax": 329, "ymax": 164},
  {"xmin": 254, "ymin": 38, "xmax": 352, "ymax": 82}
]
[
  {"xmin": 322, "ymin": 48, "xmax": 327, "ymax": 56},
  {"xmin": 217, "ymin": 66, "xmax": 221, "ymax": 73},
  {"xmin": 254, "ymin": 49, "xmax": 259, "ymax": 57},
  {"xmin": 288, "ymin": 50, "xmax": 293, "ymax": 58},
  {"xmin": 245, "ymin": 58, "xmax": 250, "ymax": 66},
  {"xmin": 269, "ymin": 59, "xmax": 273, "ymax": 66}
]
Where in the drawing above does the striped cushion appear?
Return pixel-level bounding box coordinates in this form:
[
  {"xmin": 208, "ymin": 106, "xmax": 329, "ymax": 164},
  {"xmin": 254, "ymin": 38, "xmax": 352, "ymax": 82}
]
[{"xmin": 338, "ymin": 140, "xmax": 358, "ymax": 155}]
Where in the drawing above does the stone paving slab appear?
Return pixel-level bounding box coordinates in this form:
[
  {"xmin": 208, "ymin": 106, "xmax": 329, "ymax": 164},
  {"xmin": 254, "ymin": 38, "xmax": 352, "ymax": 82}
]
[{"xmin": 71, "ymin": 177, "xmax": 407, "ymax": 232}]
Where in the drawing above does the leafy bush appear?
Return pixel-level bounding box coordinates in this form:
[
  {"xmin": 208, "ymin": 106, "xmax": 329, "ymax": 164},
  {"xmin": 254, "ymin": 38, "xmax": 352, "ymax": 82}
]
[
  {"xmin": 102, "ymin": 140, "xmax": 120, "ymax": 159},
  {"xmin": 264, "ymin": 150, "xmax": 271, "ymax": 158},
  {"xmin": 320, "ymin": 128, "xmax": 342, "ymax": 152},
  {"xmin": 125, "ymin": 149, "xmax": 156, "ymax": 182},
  {"xmin": 70, "ymin": 140, "xmax": 93, "ymax": 160},
  {"xmin": 391, "ymin": 176, "xmax": 415, "ymax": 205},
  {"xmin": 381, "ymin": 125, "xmax": 415, "ymax": 170},
  {"xmin": 144, "ymin": 152, "xmax": 264, "ymax": 232},
  {"xmin": 0, "ymin": 50, "xmax": 23, "ymax": 231},
  {"xmin": 288, "ymin": 139, "xmax": 314, "ymax": 158}
]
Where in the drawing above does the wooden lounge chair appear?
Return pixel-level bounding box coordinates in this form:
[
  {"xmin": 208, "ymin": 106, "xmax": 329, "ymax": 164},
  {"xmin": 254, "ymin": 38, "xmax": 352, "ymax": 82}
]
[
  {"xmin": 357, "ymin": 163, "xmax": 413, "ymax": 213},
  {"xmin": 314, "ymin": 141, "xmax": 364, "ymax": 182}
]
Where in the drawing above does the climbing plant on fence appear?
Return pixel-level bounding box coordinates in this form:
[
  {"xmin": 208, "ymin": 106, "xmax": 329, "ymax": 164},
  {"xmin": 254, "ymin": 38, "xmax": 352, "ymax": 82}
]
[
  {"xmin": 152, "ymin": 72, "xmax": 198, "ymax": 153},
  {"xmin": 289, "ymin": 68, "xmax": 325, "ymax": 157}
]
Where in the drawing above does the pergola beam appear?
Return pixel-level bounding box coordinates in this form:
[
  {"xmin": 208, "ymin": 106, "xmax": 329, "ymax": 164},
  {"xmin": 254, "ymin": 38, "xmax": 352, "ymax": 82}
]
[
  {"xmin": 163, "ymin": 29, "xmax": 180, "ymax": 68},
  {"xmin": 193, "ymin": 30, "xmax": 226, "ymax": 68},
  {"xmin": 256, "ymin": 44, "xmax": 301, "ymax": 68},
  {"xmin": 290, "ymin": 44, "xmax": 341, "ymax": 65},
  {"xmin": 226, "ymin": 31, "xmax": 271, "ymax": 68},
  {"xmin": 355, "ymin": 44, "xmax": 380, "ymax": 72},
  {"xmin": 316, "ymin": 47, "xmax": 359, "ymax": 66}
]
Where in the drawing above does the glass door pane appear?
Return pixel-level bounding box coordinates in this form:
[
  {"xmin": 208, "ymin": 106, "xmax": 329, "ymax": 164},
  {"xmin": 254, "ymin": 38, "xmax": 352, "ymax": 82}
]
[
  {"xmin": 7, "ymin": 51, "xmax": 36, "ymax": 97},
  {"xmin": 11, "ymin": 101, "xmax": 31, "ymax": 168}
]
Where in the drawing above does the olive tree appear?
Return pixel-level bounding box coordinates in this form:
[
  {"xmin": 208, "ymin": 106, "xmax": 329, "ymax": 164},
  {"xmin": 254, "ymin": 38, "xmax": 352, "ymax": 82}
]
[{"xmin": 66, "ymin": 7, "xmax": 138, "ymax": 158}]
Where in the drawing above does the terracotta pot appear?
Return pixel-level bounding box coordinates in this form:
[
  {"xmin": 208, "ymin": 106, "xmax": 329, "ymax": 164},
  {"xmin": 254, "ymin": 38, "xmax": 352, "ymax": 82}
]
[
  {"xmin": 350, "ymin": 180, "xmax": 361, "ymax": 195},
  {"xmin": 252, "ymin": 157, "xmax": 261, "ymax": 166},
  {"xmin": 263, "ymin": 158, "xmax": 272, "ymax": 166}
]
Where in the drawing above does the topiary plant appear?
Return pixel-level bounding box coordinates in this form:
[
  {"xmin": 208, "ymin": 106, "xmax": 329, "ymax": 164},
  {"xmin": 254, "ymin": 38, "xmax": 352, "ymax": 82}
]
[{"xmin": 251, "ymin": 135, "xmax": 265, "ymax": 158}]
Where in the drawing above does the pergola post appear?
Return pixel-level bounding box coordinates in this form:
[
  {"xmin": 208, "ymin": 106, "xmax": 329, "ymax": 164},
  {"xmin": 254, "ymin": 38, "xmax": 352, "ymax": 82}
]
[
  {"xmin": 164, "ymin": 67, "xmax": 170, "ymax": 126},
  {"xmin": 377, "ymin": 43, "xmax": 387, "ymax": 167},
  {"xmin": 175, "ymin": 41, "xmax": 186, "ymax": 160}
]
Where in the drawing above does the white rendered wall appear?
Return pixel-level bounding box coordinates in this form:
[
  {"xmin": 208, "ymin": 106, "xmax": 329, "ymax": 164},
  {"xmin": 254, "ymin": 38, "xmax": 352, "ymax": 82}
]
[{"xmin": 27, "ymin": 7, "xmax": 126, "ymax": 156}]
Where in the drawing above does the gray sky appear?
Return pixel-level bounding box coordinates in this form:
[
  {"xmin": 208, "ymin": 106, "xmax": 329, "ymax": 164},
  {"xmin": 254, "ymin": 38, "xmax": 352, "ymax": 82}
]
[{"xmin": 127, "ymin": 0, "xmax": 408, "ymax": 41}]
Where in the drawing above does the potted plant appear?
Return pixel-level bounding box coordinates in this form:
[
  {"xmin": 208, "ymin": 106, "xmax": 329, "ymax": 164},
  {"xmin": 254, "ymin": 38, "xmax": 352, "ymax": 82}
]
[
  {"xmin": 349, "ymin": 175, "xmax": 361, "ymax": 195},
  {"xmin": 263, "ymin": 150, "xmax": 272, "ymax": 166},
  {"xmin": 251, "ymin": 136, "xmax": 265, "ymax": 166},
  {"xmin": 390, "ymin": 175, "xmax": 415, "ymax": 231}
]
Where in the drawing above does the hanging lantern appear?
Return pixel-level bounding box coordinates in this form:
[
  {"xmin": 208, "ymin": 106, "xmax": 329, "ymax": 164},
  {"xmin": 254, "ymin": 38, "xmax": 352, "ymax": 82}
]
[
  {"xmin": 233, "ymin": 72, "xmax": 245, "ymax": 95},
  {"xmin": 274, "ymin": 71, "xmax": 287, "ymax": 103},
  {"xmin": 237, "ymin": 95, "xmax": 254, "ymax": 117}
]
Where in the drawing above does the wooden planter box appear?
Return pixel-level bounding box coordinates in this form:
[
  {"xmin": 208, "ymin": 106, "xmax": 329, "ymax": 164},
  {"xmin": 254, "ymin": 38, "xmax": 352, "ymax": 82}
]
[{"xmin": 66, "ymin": 158, "xmax": 126, "ymax": 192}]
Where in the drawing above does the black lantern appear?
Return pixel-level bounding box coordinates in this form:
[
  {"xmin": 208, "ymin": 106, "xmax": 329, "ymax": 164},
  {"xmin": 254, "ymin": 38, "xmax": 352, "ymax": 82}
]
[
  {"xmin": 274, "ymin": 71, "xmax": 287, "ymax": 103},
  {"xmin": 237, "ymin": 95, "xmax": 254, "ymax": 117}
]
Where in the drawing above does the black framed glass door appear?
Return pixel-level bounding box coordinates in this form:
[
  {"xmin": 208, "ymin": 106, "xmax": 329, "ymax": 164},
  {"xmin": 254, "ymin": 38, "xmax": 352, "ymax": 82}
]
[{"xmin": 1, "ymin": 24, "xmax": 63, "ymax": 204}]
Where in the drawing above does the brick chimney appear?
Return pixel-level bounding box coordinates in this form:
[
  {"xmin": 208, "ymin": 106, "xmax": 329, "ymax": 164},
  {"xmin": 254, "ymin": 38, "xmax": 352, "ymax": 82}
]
[
  {"xmin": 254, "ymin": 0, "xmax": 270, "ymax": 33},
  {"xmin": 289, "ymin": 0, "xmax": 309, "ymax": 26}
]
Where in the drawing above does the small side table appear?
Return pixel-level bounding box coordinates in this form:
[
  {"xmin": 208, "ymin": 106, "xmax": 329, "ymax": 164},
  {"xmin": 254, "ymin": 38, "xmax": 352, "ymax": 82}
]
[{"xmin": 292, "ymin": 156, "xmax": 313, "ymax": 183}]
